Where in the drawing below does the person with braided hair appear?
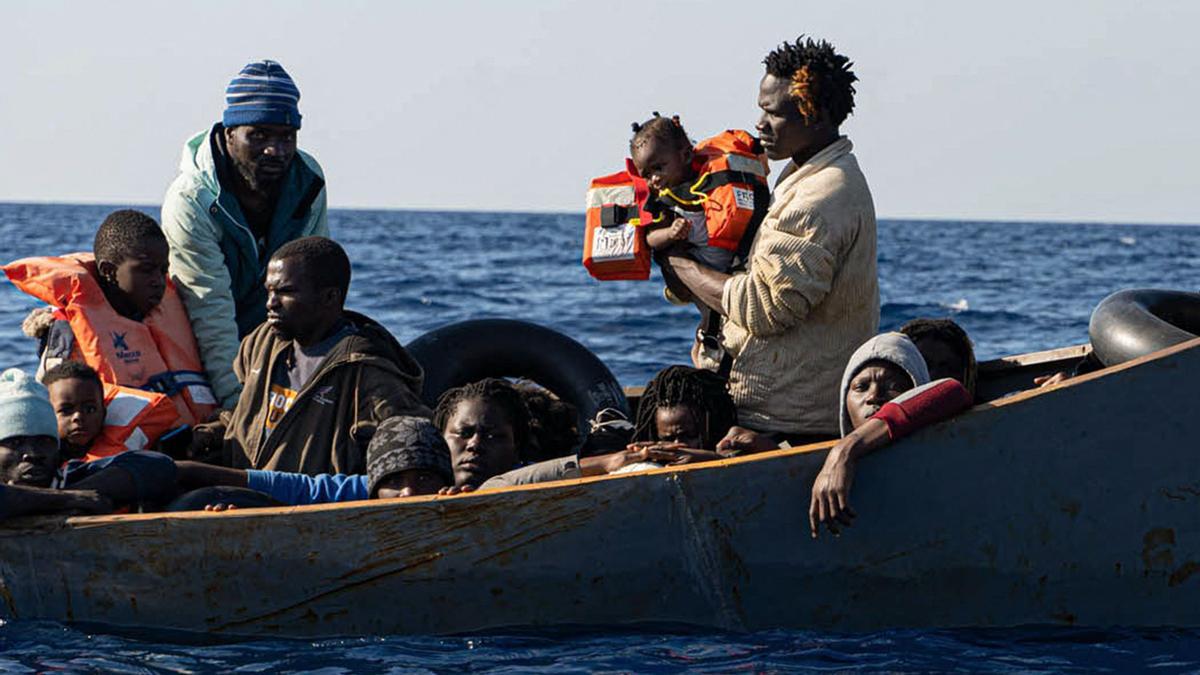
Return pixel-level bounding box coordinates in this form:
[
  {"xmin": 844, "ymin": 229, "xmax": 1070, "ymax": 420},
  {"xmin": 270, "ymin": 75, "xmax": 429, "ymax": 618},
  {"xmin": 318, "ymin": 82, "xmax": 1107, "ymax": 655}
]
[
  {"xmin": 433, "ymin": 378, "xmax": 532, "ymax": 488},
  {"xmin": 659, "ymin": 36, "xmax": 879, "ymax": 442},
  {"xmin": 632, "ymin": 365, "xmax": 738, "ymax": 451}
]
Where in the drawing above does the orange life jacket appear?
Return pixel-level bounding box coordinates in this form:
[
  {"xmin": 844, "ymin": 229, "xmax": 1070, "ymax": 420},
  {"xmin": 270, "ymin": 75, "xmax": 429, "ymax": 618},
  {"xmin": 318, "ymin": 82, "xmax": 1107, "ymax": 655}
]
[
  {"xmin": 582, "ymin": 170, "xmax": 657, "ymax": 281},
  {"xmin": 85, "ymin": 383, "xmax": 179, "ymax": 462},
  {"xmin": 3, "ymin": 253, "xmax": 218, "ymax": 427},
  {"xmin": 655, "ymin": 129, "xmax": 770, "ymax": 254},
  {"xmin": 582, "ymin": 130, "xmax": 769, "ymax": 281}
]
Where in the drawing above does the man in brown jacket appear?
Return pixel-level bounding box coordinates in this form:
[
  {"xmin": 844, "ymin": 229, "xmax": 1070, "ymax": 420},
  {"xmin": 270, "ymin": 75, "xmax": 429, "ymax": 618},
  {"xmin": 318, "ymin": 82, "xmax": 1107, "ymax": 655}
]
[{"xmin": 195, "ymin": 236, "xmax": 430, "ymax": 475}]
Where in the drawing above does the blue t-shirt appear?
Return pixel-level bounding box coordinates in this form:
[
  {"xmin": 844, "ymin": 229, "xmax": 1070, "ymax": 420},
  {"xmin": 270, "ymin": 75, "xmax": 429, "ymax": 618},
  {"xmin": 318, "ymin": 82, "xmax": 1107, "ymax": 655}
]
[{"xmin": 245, "ymin": 469, "xmax": 369, "ymax": 506}]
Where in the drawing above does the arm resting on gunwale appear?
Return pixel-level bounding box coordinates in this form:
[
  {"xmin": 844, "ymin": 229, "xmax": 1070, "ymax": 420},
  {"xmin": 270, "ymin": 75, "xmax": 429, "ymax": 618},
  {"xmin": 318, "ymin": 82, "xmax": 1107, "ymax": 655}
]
[{"xmin": 809, "ymin": 378, "xmax": 972, "ymax": 538}]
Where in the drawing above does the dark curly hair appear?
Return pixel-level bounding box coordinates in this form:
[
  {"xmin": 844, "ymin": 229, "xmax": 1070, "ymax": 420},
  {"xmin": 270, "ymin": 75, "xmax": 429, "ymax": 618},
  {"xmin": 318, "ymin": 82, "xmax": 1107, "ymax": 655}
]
[
  {"xmin": 514, "ymin": 380, "xmax": 579, "ymax": 461},
  {"xmin": 432, "ymin": 378, "xmax": 532, "ymax": 457},
  {"xmin": 633, "ymin": 365, "xmax": 737, "ymax": 449},
  {"xmin": 93, "ymin": 209, "xmax": 167, "ymax": 267},
  {"xmin": 763, "ymin": 35, "xmax": 858, "ymax": 126},
  {"xmin": 630, "ymin": 111, "xmax": 692, "ymax": 153},
  {"xmin": 899, "ymin": 318, "xmax": 977, "ymax": 397},
  {"xmin": 42, "ymin": 360, "xmax": 104, "ymax": 394},
  {"xmin": 271, "ymin": 236, "xmax": 352, "ymax": 298}
]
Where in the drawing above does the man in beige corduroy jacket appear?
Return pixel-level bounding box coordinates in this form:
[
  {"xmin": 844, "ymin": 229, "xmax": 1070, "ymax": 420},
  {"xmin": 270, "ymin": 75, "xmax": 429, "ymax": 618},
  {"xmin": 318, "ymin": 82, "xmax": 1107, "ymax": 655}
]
[{"xmin": 662, "ymin": 36, "xmax": 879, "ymax": 440}]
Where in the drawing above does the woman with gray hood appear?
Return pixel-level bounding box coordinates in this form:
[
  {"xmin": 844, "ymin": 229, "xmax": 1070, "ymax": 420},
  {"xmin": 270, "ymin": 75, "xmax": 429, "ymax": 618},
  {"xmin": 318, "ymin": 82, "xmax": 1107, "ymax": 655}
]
[{"xmin": 810, "ymin": 332, "xmax": 972, "ymax": 538}]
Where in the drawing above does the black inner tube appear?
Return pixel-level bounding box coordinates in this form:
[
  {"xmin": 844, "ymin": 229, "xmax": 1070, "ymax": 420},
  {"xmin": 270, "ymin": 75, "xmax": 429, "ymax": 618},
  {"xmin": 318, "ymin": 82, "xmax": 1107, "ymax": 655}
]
[
  {"xmin": 1088, "ymin": 289, "xmax": 1200, "ymax": 367},
  {"xmin": 406, "ymin": 319, "xmax": 630, "ymax": 443}
]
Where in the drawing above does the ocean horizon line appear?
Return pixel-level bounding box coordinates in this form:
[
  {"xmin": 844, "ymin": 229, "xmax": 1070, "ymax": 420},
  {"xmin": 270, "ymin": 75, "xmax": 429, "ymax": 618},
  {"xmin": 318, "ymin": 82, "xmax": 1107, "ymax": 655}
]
[{"xmin": 1, "ymin": 200, "xmax": 1197, "ymax": 229}]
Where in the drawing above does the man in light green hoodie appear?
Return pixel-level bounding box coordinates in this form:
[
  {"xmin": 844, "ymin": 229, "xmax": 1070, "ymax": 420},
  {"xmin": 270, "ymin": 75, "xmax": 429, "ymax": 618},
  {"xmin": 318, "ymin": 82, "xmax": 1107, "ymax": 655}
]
[{"xmin": 161, "ymin": 60, "xmax": 328, "ymax": 409}]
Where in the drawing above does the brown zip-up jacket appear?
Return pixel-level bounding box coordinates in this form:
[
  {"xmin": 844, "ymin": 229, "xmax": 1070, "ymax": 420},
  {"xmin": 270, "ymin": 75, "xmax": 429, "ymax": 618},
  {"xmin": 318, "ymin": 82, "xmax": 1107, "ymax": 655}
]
[{"xmin": 223, "ymin": 310, "xmax": 432, "ymax": 475}]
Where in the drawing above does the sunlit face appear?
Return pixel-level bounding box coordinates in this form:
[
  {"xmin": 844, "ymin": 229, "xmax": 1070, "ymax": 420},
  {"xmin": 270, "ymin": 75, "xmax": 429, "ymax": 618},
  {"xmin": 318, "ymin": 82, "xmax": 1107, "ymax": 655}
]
[
  {"xmin": 47, "ymin": 377, "xmax": 106, "ymax": 452},
  {"xmin": 375, "ymin": 468, "xmax": 447, "ymax": 499},
  {"xmin": 845, "ymin": 361, "xmax": 914, "ymax": 430},
  {"xmin": 264, "ymin": 257, "xmax": 340, "ymax": 344},
  {"xmin": 655, "ymin": 405, "xmax": 704, "ymax": 449},
  {"xmin": 224, "ymin": 124, "xmax": 298, "ymax": 193},
  {"xmin": 443, "ymin": 398, "xmax": 519, "ymax": 487},
  {"xmin": 0, "ymin": 435, "xmax": 59, "ymax": 487},
  {"xmin": 98, "ymin": 239, "xmax": 169, "ymax": 316},
  {"xmin": 756, "ymin": 72, "xmax": 825, "ymax": 162},
  {"xmin": 631, "ymin": 136, "xmax": 694, "ymax": 193}
]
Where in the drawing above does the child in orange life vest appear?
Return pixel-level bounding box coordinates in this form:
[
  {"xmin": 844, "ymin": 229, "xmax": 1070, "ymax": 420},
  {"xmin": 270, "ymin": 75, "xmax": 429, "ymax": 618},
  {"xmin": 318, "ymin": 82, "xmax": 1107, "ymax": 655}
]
[
  {"xmin": 6, "ymin": 209, "xmax": 216, "ymax": 428},
  {"xmin": 629, "ymin": 113, "xmax": 767, "ymax": 274},
  {"xmin": 631, "ymin": 114, "xmax": 724, "ymax": 272},
  {"xmin": 42, "ymin": 361, "xmax": 177, "ymax": 463},
  {"xmin": 625, "ymin": 114, "xmax": 769, "ymax": 306}
]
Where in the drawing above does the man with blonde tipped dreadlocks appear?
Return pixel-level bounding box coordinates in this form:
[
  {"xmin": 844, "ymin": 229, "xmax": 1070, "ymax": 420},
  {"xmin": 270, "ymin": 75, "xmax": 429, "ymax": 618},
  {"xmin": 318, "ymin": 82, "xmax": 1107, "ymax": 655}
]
[{"xmin": 660, "ymin": 36, "xmax": 879, "ymax": 444}]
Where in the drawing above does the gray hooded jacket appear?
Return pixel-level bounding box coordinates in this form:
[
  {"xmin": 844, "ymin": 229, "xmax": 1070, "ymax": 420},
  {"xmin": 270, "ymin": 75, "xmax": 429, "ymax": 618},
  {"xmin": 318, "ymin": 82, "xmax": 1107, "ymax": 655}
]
[{"xmin": 838, "ymin": 332, "xmax": 930, "ymax": 436}]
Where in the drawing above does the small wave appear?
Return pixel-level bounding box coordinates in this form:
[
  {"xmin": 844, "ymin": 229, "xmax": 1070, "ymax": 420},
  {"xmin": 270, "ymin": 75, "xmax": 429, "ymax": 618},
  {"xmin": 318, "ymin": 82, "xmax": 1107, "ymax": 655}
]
[
  {"xmin": 1119, "ymin": 235, "xmax": 1137, "ymax": 246},
  {"xmin": 942, "ymin": 298, "xmax": 970, "ymax": 312}
]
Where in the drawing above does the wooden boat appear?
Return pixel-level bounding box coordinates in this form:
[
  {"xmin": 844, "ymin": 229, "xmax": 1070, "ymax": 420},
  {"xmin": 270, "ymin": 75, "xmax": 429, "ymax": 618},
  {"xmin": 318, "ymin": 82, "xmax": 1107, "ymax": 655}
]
[{"xmin": 0, "ymin": 336, "xmax": 1197, "ymax": 638}]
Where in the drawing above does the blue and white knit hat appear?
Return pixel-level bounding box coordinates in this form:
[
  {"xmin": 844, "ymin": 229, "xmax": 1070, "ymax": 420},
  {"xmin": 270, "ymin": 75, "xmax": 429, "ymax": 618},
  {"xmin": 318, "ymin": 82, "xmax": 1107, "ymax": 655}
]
[
  {"xmin": 223, "ymin": 60, "xmax": 302, "ymax": 129},
  {"xmin": 0, "ymin": 369, "xmax": 59, "ymax": 442}
]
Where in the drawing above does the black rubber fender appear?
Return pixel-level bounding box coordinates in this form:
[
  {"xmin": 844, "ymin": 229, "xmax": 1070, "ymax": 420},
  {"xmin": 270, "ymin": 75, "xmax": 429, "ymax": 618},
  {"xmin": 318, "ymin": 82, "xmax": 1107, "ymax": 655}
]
[
  {"xmin": 1088, "ymin": 289, "xmax": 1200, "ymax": 367},
  {"xmin": 406, "ymin": 319, "xmax": 630, "ymax": 434}
]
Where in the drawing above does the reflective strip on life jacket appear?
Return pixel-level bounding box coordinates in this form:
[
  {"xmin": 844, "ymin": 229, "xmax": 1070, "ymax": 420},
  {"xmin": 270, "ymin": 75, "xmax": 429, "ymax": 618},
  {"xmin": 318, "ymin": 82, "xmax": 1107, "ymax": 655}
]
[
  {"xmin": 84, "ymin": 384, "xmax": 180, "ymax": 462},
  {"xmin": 582, "ymin": 171, "xmax": 653, "ymax": 281},
  {"xmin": 3, "ymin": 253, "xmax": 216, "ymax": 426},
  {"xmin": 724, "ymin": 152, "xmax": 769, "ymax": 178},
  {"xmin": 585, "ymin": 185, "xmax": 637, "ymax": 209}
]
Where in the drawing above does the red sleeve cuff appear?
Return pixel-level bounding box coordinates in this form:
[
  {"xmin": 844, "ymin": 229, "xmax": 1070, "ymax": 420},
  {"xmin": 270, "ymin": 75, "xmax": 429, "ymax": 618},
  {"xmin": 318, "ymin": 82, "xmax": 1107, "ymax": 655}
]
[{"xmin": 871, "ymin": 379, "xmax": 973, "ymax": 440}]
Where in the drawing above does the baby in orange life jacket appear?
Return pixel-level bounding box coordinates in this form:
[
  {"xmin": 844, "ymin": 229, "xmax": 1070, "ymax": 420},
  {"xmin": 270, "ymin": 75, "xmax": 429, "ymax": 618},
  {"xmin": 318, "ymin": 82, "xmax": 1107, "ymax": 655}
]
[
  {"xmin": 42, "ymin": 361, "xmax": 177, "ymax": 463},
  {"xmin": 628, "ymin": 113, "xmax": 770, "ymax": 277},
  {"xmin": 5, "ymin": 209, "xmax": 217, "ymax": 430}
]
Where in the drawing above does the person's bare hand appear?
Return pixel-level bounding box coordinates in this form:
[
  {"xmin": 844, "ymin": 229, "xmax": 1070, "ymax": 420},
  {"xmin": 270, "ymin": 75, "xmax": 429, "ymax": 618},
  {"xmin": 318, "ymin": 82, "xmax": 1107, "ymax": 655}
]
[
  {"xmin": 716, "ymin": 426, "xmax": 779, "ymax": 457},
  {"xmin": 204, "ymin": 503, "xmax": 238, "ymax": 512},
  {"xmin": 1034, "ymin": 372, "xmax": 1069, "ymax": 388},
  {"xmin": 667, "ymin": 217, "xmax": 690, "ymax": 241},
  {"xmin": 809, "ymin": 447, "xmax": 858, "ymax": 538},
  {"xmin": 438, "ymin": 484, "xmax": 477, "ymax": 496},
  {"xmin": 188, "ymin": 423, "xmax": 223, "ymax": 460},
  {"xmin": 623, "ymin": 442, "xmax": 721, "ymax": 466}
]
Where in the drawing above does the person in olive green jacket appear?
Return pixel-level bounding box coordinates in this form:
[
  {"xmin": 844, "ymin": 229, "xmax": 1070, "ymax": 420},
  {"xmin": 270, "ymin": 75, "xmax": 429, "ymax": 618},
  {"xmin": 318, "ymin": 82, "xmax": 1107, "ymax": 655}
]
[
  {"xmin": 161, "ymin": 60, "xmax": 328, "ymax": 409},
  {"xmin": 191, "ymin": 237, "xmax": 430, "ymax": 476}
]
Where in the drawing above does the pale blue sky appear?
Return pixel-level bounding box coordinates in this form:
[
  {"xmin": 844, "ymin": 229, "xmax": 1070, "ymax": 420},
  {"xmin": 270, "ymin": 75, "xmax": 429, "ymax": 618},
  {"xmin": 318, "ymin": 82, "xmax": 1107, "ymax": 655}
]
[{"xmin": 3, "ymin": 0, "xmax": 1197, "ymax": 223}]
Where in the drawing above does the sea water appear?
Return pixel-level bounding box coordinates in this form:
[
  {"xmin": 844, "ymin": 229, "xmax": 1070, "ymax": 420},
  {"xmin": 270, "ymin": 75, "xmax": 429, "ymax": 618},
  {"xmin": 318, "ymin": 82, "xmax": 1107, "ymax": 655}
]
[{"xmin": 0, "ymin": 203, "xmax": 1197, "ymax": 672}]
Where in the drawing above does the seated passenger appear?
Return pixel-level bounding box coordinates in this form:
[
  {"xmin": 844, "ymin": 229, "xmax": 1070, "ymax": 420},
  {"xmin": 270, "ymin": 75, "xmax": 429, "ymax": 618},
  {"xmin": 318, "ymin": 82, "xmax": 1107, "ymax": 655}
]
[
  {"xmin": 632, "ymin": 365, "xmax": 737, "ymax": 450},
  {"xmin": 0, "ymin": 369, "xmax": 177, "ymax": 518},
  {"xmin": 810, "ymin": 332, "xmax": 972, "ymax": 537},
  {"xmin": 4, "ymin": 209, "xmax": 212, "ymax": 428},
  {"xmin": 514, "ymin": 381, "xmax": 579, "ymax": 462},
  {"xmin": 175, "ymin": 415, "xmax": 451, "ymax": 508},
  {"xmin": 43, "ymin": 362, "xmax": 178, "ymax": 462},
  {"xmin": 715, "ymin": 333, "xmax": 972, "ymax": 536},
  {"xmin": 191, "ymin": 237, "xmax": 430, "ymax": 475},
  {"xmin": 433, "ymin": 378, "xmax": 531, "ymax": 489},
  {"xmin": 899, "ymin": 318, "xmax": 977, "ymax": 400}
]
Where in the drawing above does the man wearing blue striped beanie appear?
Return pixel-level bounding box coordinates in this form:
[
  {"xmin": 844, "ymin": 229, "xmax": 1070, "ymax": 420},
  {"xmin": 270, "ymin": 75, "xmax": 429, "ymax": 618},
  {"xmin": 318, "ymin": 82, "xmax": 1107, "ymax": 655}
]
[{"xmin": 161, "ymin": 60, "xmax": 329, "ymax": 410}]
